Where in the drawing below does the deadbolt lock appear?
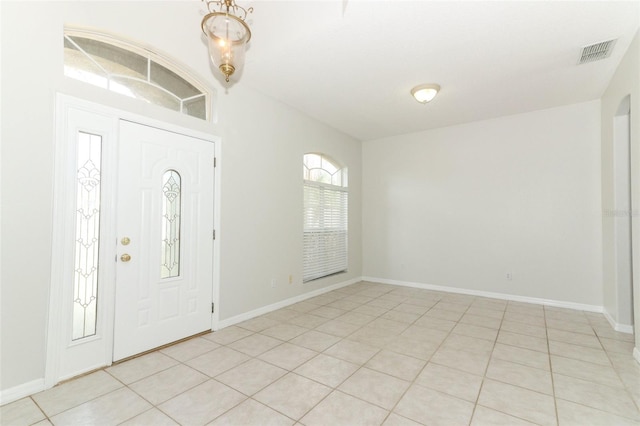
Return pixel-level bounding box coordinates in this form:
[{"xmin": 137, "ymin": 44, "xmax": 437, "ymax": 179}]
[{"xmin": 121, "ymin": 237, "xmax": 131, "ymax": 246}]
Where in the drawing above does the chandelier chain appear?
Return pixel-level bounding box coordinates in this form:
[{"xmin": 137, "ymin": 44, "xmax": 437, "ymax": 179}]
[{"xmin": 203, "ymin": 0, "xmax": 253, "ymax": 21}]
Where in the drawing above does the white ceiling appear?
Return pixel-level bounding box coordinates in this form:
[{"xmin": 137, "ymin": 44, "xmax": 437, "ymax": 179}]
[{"xmin": 227, "ymin": 0, "xmax": 640, "ymax": 141}]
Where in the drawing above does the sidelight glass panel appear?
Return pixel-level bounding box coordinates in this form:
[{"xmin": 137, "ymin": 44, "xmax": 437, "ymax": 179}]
[
  {"xmin": 161, "ymin": 170, "xmax": 182, "ymax": 278},
  {"xmin": 72, "ymin": 132, "xmax": 103, "ymax": 340}
]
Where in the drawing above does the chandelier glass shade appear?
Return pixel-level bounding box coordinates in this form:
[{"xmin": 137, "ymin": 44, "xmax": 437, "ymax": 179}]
[{"xmin": 201, "ymin": 0, "xmax": 252, "ymax": 82}]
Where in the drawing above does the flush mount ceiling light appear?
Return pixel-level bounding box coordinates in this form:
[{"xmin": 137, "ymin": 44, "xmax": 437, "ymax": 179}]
[
  {"xmin": 201, "ymin": 0, "xmax": 253, "ymax": 83},
  {"xmin": 411, "ymin": 84, "xmax": 440, "ymax": 103}
]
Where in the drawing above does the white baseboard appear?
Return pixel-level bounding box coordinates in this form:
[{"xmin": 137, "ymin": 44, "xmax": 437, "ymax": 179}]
[
  {"xmin": 634, "ymin": 347, "xmax": 640, "ymax": 365},
  {"xmin": 1, "ymin": 277, "xmax": 361, "ymax": 405},
  {"xmin": 2, "ymin": 275, "xmax": 629, "ymax": 405},
  {"xmin": 603, "ymin": 308, "xmax": 635, "ymax": 334},
  {"xmin": 362, "ymin": 276, "xmax": 604, "ymax": 313},
  {"xmin": 0, "ymin": 379, "xmax": 45, "ymax": 406},
  {"xmin": 216, "ymin": 276, "xmax": 362, "ymax": 330}
]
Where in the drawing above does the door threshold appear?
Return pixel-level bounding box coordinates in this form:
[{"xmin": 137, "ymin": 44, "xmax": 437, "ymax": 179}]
[{"xmin": 111, "ymin": 330, "xmax": 213, "ymax": 365}]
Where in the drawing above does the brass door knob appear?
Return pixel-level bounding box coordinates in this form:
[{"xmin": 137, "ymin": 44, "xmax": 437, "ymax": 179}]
[
  {"xmin": 120, "ymin": 254, "xmax": 131, "ymax": 262},
  {"xmin": 121, "ymin": 237, "xmax": 131, "ymax": 246}
]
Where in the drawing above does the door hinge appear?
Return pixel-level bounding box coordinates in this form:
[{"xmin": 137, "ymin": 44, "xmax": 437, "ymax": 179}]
[
  {"xmin": 211, "ymin": 302, "xmax": 215, "ymax": 313},
  {"xmin": 213, "ymin": 229, "xmax": 216, "ymax": 240},
  {"xmin": 214, "ymin": 157, "xmax": 217, "ymax": 168}
]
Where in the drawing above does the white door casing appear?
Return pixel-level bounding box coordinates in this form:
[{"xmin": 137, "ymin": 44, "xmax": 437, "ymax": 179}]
[{"xmin": 113, "ymin": 120, "xmax": 214, "ymax": 361}]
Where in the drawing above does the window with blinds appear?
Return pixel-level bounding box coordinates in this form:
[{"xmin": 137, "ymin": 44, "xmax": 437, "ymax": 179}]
[{"xmin": 303, "ymin": 153, "xmax": 348, "ymax": 282}]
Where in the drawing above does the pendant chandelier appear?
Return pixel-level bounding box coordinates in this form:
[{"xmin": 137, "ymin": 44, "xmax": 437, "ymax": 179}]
[{"xmin": 201, "ymin": 0, "xmax": 253, "ymax": 82}]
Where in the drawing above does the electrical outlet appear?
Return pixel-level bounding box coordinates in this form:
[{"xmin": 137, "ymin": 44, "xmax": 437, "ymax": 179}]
[
  {"xmin": 506, "ymin": 272, "xmax": 513, "ymax": 281},
  {"xmin": 270, "ymin": 278, "xmax": 276, "ymax": 288}
]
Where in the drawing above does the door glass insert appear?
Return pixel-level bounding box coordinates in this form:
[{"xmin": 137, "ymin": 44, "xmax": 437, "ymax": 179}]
[
  {"xmin": 72, "ymin": 132, "xmax": 103, "ymax": 340},
  {"xmin": 161, "ymin": 170, "xmax": 181, "ymax": 278}
]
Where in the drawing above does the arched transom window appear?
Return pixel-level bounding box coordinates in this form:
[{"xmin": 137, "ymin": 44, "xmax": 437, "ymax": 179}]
[
  {"xmin": 64, "ymin": 29, "xmax": 211, "ymax": 121},
  {"xmin": 303, "ymin": 153, "xmax": 348, "ymax": 282}
]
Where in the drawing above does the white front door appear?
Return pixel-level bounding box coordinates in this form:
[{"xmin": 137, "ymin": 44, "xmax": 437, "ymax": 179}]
[
  {"xmin": 113, "ymin": 120, "xmax": 214, "ymax": 361},
  {"xmin": 49, "ymin": 96, "xmax": 219, "ymax": 387}
]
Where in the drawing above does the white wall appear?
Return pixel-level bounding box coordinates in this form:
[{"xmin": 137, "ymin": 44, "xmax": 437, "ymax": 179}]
[
  {"xmin": 0, "ymin": 1, "xmax": 361, "ymax": 395},
  {"xmin": 216, "ymin": 84, "xmax": 362, "ymax": 321},
  {"xmin": 363, "ymin": 101, "xmax": 603, "ymax": 306},
  {"xmin": 601, "ymin": 30, "xmax": 639, "ymax": 342}
]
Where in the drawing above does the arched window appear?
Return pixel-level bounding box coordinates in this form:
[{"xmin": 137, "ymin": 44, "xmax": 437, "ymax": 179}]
[
  {"xmin": 303, "ymin": 153, "xmax": 348, "ymax": 282},
  {"xmin": 64, "ymin": 29, "xmax": 211, "ymax": 121}
]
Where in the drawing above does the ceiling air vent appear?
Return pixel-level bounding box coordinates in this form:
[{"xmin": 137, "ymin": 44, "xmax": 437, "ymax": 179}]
[{"xmin": 579, "ymin": 39, "xmax": 617, "ymax": 64}]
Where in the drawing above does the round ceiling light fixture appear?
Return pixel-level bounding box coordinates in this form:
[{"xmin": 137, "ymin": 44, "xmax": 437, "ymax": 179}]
[{"xmin": 411, "ymin": 84, "xmax": 440, "ymax": 103}]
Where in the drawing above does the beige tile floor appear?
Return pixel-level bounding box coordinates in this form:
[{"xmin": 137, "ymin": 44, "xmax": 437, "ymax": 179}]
[{"xmin": 3, "ymin": 281, "xmax": 640, "ymax": 426}]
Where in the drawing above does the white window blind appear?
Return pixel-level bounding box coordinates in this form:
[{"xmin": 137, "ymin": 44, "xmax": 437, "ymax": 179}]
[{"xmin": 303, "ymin": 181, "xmax": 348, "ymax": 282}]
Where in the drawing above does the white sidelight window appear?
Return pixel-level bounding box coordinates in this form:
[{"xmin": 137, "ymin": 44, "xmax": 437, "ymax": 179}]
[
  {"xmin": 72, "ymin": 132, "xmax": 103, "ymax": 340},
  {"xmin": 303, "ymin": 153, "xmax": 348, "ymax": 282}
]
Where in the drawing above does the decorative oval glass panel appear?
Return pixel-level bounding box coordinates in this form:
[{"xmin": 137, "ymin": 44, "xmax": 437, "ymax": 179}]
[{"xmin": 161, "ymin": 170, "xmax": 182, "ymax": 279}]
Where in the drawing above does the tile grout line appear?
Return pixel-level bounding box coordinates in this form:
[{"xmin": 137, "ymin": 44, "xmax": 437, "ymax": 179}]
[
  {"xmin": 544, "ymin": 304, "xmax": 561, "ymax": 426},
  {"xmin": 9, "ymin": 282, "xmax": 639, "ymax": 425},
  {"xmin": 592, "ymin": 319, "xmax": 640, "ymax": 415},
  {"xmin": 467, "ymin": 299, "xmax": 505, "ymax": 426},
  {"xmin": 301, "ymin": 287, "xmax": 442, "ymax": 424},
  {"xmin": 295, "ymin": 285, "xmax": 400, "ymax": 423},
  {"xmin": 27, "ymin": 396, "xmax": 49, "ymax": 425},
  {"xmin": 213, "ymin": 285, "xmax": 390, "ymax": 424},
  {"xmin": 381, "ymin": 294, "xmax": 474, "ymax": 426},
  {"xmin": 285, "ymin": 286, "xmax": 396, "ymax": 424}
]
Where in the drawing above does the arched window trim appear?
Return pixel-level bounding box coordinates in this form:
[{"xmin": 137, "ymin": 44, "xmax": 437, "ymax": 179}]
[
  {"xmin": 63, "ymin": 27, "xmax": 215, "ymax": 122},
  {"xmin": 303, "ymin": 152, "xmax": 348, "ymax": 188}
]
